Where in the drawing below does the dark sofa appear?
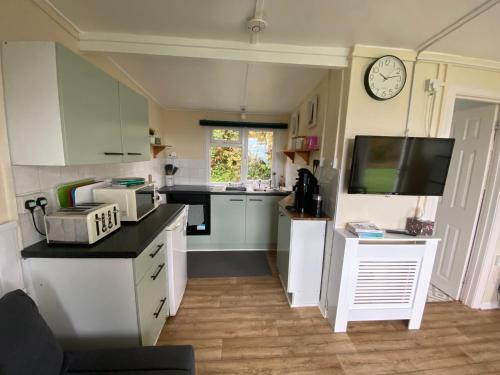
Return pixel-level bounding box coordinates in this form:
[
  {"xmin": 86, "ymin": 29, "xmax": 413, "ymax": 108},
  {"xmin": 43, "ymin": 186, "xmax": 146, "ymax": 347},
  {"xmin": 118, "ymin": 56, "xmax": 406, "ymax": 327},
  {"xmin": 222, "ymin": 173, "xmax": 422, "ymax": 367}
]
[{"xmin": 0, "ymin": 290, "xmax": 195, "ymax": 375}]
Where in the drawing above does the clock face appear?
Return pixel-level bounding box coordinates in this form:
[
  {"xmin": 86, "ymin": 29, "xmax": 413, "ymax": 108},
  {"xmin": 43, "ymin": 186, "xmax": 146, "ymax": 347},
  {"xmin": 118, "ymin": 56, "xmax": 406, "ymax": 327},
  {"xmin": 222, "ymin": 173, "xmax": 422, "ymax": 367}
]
[{"xmin": 364, "ymin": 55, "xmax": 407, "ymax": 101}]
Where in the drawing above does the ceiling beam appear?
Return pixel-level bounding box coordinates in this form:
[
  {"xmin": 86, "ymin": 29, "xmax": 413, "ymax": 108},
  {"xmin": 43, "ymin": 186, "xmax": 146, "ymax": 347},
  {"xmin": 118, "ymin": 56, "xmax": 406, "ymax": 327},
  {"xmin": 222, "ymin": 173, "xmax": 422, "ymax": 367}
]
[{"xmin": 79, "ymin": 32, "xmax": 349, "ymax": 68}]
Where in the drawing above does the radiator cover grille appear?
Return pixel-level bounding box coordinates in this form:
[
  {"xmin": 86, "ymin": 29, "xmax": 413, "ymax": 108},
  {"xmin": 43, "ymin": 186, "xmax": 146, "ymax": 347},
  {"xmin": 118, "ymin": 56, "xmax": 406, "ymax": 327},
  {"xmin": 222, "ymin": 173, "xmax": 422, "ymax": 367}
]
[{"xmin": 352, "ymin": 260, "xmax": 420, "ymax": 308}]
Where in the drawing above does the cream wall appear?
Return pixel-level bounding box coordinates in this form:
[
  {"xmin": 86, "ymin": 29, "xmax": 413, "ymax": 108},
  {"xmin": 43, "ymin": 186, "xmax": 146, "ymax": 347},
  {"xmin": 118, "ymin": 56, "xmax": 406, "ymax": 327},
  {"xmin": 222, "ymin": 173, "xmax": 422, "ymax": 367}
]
[
  {"xmin": 160, "ymin": 109, "xmax": 289, "ymax": 185},
  {"xmin": 0, "ymin": 64, "xmax": 16, "ymax": 224},
  {"xmin": 161, "ymin": 109, "xmax": 289, "ymax": 159},
  {"xmin": 333, "ymin": 45, "xmax": 500, "ymax": 307}
]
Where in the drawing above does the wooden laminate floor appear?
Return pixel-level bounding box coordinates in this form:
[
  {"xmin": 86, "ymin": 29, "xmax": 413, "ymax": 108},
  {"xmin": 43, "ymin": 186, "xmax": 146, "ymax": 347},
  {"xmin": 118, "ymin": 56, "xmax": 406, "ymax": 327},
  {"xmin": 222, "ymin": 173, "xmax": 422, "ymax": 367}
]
[{"xmin": 158, "ymin": 252, "xmax": 500, "ymax": 374}]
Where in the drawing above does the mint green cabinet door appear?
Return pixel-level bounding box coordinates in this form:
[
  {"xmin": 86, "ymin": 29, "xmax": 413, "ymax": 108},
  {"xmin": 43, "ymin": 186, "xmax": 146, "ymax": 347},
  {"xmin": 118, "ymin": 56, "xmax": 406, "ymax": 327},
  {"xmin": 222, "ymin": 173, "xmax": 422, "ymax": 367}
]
[
  {"xmin": 119, "ymin": 83, "xmax": 150, "ymax": 163},
  {"xmin": 211, "ymin": 195, "xmax": 246, "ymax": 248},
  {"xmin": 276, "ymin": 207, "xmax": 291, "ymax": 290},
  {"xmin": 245, "ymin": 196, "xmax": 281, "ymax": 249},
  {"xmin": 56, "ymin": 45, "xmax": 123, "ymax": 165}
]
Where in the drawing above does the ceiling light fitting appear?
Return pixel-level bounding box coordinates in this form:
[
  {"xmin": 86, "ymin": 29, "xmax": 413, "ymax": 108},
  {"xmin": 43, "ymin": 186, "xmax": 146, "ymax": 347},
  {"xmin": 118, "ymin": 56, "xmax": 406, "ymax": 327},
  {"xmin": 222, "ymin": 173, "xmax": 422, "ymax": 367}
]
[
  {"xmin": 240, "ymin": 107, "xmax": 247, "ymax": 120},
  {"xmin": 247, "ymin": 17, "xmax": 267, "ymax": 33}
]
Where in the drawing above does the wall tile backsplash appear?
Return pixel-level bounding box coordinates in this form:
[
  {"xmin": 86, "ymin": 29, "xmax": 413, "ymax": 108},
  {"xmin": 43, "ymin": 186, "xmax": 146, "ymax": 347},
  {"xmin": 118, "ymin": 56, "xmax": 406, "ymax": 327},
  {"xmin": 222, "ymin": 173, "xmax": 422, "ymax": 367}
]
[
  {"xmin": 171, "ymin": 158, "xmax": 208, "ymax": 185},
  {"xmin": 13, "ymin": 158, "xmax": 166, "ymax": 248},
  {"xmin": 14, "ymin": 154, "xmax": 287, "ymax": 248}
]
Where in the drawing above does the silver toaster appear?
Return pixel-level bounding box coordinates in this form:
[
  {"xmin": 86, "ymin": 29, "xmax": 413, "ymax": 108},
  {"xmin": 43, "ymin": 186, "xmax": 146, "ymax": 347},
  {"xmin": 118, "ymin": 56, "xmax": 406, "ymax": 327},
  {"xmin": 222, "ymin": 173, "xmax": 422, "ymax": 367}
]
[{"xmin": 44, "ymin": 203, "xmax": 121, "ymax": 244}]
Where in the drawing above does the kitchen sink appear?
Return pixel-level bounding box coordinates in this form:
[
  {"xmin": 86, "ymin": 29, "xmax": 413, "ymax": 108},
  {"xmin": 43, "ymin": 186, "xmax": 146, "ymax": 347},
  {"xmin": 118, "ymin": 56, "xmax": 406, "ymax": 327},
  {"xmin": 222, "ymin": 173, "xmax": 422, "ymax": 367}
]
[
  {"xmin": 225, "ymin": 186, "xmax": 247, "ymax": 192},
  {"xmin": 250, "ymin": 187, "xmax": 282, "ymax": 193}
]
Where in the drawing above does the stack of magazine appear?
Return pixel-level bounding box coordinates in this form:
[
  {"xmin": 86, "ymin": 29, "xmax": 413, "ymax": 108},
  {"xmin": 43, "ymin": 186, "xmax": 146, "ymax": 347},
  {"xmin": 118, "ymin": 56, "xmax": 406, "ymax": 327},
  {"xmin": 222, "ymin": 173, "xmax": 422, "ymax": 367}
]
[{"xmin": 346, "ymin": 222, "xmax": 384, "ymax": 238}]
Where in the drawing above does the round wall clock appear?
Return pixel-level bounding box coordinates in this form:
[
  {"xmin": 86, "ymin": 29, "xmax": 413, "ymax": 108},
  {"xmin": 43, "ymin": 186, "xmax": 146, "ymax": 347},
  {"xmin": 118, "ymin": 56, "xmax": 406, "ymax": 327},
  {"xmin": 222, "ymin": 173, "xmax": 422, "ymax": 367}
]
[{"xmin": 364, "ymin": 55, "xmax": 407, "ymax": 101}]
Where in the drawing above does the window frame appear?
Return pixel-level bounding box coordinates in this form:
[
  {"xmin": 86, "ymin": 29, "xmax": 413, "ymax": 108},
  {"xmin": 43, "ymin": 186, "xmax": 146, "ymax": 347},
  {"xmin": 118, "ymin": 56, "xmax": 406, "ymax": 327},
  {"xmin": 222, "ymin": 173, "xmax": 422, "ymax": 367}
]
[{"xmin": 206, "ymin": 127, "xmax": 276, "ymax": 185}]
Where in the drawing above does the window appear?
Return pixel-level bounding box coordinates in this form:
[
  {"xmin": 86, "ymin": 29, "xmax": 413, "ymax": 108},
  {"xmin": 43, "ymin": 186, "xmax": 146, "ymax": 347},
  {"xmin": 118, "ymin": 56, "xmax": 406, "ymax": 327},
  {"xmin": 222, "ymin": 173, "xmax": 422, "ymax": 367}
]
[
  {"xmin": 209, "ymin": 129, "xmax": 243, "ymax": 183},
  {"xmin": 247, "ymin": 130, "xmax": 273, "ymax": 181},
  {"xmin": 208, "ymin": 128, "xmax": 274, "ymax": 184}
]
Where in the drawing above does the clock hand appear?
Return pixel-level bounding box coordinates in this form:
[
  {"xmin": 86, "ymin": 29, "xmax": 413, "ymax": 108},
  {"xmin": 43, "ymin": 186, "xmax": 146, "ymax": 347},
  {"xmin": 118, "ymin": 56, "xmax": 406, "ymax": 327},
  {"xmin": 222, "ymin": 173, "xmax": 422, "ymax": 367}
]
[
  {"xmin": 386, "ymin": 75, "xmax": 400, "ymax": 79},
  {"xmin": 379, "ymin": 73, "xmax": 388, "ymax": 81}
]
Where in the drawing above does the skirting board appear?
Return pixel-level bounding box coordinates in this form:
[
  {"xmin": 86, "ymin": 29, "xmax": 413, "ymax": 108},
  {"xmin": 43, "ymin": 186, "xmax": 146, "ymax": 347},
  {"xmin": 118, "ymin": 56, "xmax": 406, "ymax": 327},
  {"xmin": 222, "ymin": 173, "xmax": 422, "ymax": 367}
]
[{"xmin": 480, "ymin": 302, "xmax": 500, "ymax": 310}]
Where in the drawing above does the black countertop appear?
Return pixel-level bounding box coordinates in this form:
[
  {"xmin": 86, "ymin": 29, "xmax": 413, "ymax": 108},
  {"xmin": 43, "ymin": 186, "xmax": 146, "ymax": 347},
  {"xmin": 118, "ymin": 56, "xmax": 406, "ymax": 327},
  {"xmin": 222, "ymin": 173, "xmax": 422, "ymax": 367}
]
[
  {"xmin": 159, "ymin": 185, "xmax": 290, "ymax": 196},
  {"xmin": 21, "ymin": 204, "xmax": 185, "ymax": 259}
]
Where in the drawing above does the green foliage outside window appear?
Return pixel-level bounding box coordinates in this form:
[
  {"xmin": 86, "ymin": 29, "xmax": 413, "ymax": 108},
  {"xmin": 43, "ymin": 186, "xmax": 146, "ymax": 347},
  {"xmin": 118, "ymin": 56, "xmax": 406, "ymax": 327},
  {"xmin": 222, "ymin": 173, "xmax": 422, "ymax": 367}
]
[
  {"xmin": 247, "ymin": 131, "xmax": 273, "ymax": 180},
  {"xmin": 211, "ymin": 129, "xmax": 240, "ymax": 142},
  {"xmin": 210, "ymin": 146, "xmax": 242, "ymax": 182}
]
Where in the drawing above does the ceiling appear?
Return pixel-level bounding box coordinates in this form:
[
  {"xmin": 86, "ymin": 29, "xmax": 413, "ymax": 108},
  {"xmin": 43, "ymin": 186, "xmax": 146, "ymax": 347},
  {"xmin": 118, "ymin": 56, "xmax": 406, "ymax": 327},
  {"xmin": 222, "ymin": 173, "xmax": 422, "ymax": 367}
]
[
  {"xmin": 45, "ymin": 0, "xmax": 500, "ymax": 113},
  {"xmin": 108, "ymin": 53, "xmax": 327, "ymax": 113}
]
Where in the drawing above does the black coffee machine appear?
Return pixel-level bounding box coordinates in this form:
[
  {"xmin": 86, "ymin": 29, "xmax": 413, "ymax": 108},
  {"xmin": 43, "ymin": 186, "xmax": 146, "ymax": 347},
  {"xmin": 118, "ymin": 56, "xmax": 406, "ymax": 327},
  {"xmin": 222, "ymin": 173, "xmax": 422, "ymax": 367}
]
[{"xmin": 294, "ymin": 168, "xmax": 318, "ymax": 214}]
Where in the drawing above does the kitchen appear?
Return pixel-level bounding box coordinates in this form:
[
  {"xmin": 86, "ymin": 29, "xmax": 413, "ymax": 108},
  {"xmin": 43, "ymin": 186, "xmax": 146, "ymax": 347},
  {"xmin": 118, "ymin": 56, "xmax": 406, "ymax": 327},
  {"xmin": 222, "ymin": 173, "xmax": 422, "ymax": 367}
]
[
  {"xmin": 3, "ymin": 1, "xmax": 500, "ymax": 374},
  {"xmin": 1, "ymin": 39, "xmax": 334, "ymax": 349}
]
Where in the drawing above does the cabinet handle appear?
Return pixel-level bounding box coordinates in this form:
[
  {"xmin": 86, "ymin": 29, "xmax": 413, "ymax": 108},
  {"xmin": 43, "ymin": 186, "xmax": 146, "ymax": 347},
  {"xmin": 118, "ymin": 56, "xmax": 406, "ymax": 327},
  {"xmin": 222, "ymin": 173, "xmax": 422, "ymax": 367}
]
[
  {"xmin": 104, "ymin": 152, "xmax": 124, "ymax": 155},
  {"xmin": 151, "ymin": 263, "xmax": 165, "ymax": 280},
  {"xmin": 229, "ymin": 199, "xmax": 244, "ymax": 202},
  {"xmin": 127, "ymin": 152, "xmax": 142, "ymax": 155},
  {"xmin": 249, "ymin": 198, "xmax": 263, "ymax": 202},
  {"xmin": 279, "ymin": 212, "xmax": 285, "ymax": 217},
  {"xmin": 153, "ymin": 298, "xmax": 167, "ymax": 319},
  {"xmin": 149, "ymin": 243, "xmax": 164, "ymax": 258}
]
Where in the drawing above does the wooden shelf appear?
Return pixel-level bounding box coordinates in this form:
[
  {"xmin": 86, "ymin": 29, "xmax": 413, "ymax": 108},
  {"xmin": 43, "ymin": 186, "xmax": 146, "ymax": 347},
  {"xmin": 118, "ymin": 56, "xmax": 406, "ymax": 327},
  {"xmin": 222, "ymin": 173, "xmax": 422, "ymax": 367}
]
[
  {"xmin": 282, "ymin": 149, "xmax": 312, "ymax": 164},
  {"xmin": 150, "ymin": 144, "xmax": 172, "ymax": 158}
]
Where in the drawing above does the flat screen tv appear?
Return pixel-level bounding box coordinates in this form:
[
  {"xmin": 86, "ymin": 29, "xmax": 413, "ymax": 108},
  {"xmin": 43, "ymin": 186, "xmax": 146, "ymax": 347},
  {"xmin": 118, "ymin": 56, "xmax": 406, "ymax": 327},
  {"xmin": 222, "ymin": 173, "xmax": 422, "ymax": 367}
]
[{"xmin": 348, "ymin": 136, "xmax": 455, "ymax": 196}]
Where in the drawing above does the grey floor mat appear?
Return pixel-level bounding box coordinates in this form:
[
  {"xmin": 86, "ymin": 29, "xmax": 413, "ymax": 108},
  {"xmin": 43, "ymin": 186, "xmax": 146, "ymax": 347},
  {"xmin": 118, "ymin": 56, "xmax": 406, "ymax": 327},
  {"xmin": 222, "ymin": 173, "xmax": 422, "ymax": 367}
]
[{"xmin": 187, "ymin": 251, "xmax": 272, "ymax": 278}]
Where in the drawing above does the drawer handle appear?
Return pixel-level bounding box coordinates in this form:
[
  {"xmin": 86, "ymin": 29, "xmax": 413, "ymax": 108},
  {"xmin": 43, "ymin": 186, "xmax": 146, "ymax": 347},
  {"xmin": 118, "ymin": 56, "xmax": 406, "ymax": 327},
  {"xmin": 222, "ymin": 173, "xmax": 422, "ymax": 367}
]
[
  {"xmin": 151, "ymin": 263, "xmax": 165, "ymax": 280},
  {"xmin": 127, "ymin": 152, "xmax": 142, "ymax": 155},
  {"xmin": 153, "ymin": 298, "xmax": 167, "ymax": 319},
  {"xmin": 149, "ymin": 243, "xmax": 164, "ymax": 258},
  {"xmin": 229, "ymin": 199, "xmax": 244, "ymax": 202},
  {"xmin": 249, "ymin": 198, "xmax": 263, "ymax": 201},
  {"xmin": 104, "ymin": 152, "xmax": 124, "ymax": 155}
]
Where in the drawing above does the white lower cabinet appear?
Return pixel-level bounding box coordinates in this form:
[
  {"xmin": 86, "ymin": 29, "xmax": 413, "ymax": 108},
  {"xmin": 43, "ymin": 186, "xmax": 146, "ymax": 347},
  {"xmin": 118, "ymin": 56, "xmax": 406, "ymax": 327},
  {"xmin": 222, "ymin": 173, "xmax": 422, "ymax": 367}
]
[
  {"xmin": 23, "ymin": 230, "xmax": 169, "ymax": 349},
  {"xmin": 276, "ymin": 206, "xmax": 327, "ymax": 307}
]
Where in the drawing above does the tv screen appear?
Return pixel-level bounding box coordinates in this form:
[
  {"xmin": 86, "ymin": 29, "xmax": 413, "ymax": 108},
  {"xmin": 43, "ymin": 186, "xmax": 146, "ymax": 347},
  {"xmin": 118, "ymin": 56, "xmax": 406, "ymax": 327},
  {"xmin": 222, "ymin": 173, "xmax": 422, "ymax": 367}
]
[{"xmin": 348, "ymin": 136, "xmax": 455, "ymax": 196}]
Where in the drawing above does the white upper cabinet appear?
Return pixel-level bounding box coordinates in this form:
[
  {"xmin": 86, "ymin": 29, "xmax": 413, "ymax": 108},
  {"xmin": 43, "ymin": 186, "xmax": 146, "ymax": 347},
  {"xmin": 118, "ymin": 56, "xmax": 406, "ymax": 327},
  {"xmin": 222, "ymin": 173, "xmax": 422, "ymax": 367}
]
[{"xmin": 1, "ymin": 41, "xmax": 150, "ymax": 166}]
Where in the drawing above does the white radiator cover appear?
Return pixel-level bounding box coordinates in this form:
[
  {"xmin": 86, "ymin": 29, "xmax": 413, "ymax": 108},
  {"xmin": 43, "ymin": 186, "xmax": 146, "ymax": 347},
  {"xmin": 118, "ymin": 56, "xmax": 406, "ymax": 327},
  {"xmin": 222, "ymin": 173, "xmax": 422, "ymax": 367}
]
[{"xmin": 327, "ymin": 230, "xmax": 439, "ymax": 332}]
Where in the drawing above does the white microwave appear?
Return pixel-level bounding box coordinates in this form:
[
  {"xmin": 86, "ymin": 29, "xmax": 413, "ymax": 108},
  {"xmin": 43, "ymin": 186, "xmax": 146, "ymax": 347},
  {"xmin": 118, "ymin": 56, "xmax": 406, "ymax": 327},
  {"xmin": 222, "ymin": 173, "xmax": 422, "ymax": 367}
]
[{"xmin": 93, "ymin": 183, "xmax": 160, "ymax": 222}]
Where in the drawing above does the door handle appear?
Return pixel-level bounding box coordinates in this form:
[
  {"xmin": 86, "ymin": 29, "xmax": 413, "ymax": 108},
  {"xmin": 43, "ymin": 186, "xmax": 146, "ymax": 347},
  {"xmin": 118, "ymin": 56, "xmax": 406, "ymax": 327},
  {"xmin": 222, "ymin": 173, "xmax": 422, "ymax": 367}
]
[
  {"xmin": 104, "ymin": 152, "xmax": 124, "ymax": 155},
  {"xmin": 153, "ymin": 298, "xmax": 167, "ymax": 318},
  {"xmin": 151, "ymin": 263, "xmax": 165, "ymax": 280},
  {"xmin": 149, "ymin": 243, "xmax": 164, "ymax": 258}
]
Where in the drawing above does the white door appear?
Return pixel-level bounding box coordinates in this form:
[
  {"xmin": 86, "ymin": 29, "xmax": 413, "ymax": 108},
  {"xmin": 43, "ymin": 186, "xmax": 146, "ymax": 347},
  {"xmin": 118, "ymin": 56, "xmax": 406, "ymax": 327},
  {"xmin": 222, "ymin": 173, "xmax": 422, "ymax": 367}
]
[{"xmin": 432, "ymin": 102, "xmax": 498, "ymax": 299}]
